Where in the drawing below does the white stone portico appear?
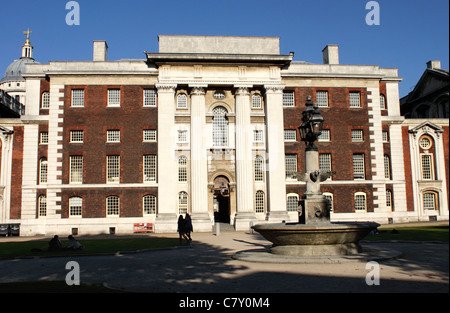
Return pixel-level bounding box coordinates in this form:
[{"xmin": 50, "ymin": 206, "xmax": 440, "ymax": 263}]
[{"xmin": 148, "ymin": 36, "xmax": 294, "ymax": 231}]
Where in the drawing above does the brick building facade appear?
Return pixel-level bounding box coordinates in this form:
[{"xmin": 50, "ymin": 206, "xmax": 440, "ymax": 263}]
[{"xmin": 0, "ymin": 35, "xmax": 448, "ymax": 236}]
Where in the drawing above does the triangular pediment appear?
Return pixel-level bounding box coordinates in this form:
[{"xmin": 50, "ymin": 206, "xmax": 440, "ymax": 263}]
[
  {"xmin": 407, "ymin": 69, "xmax": 449, "ymax": 102},
  {"xmin": 408, "ymin": 121, "xmax": 444, "ymax": 135}
]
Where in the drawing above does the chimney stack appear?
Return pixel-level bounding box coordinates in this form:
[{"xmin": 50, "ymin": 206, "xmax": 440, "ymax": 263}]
[
  {"xmin": 322, "ymin": 45, "xmax": 339, "ymax": 65},
  {"xmin": 426, "ymin": 60, "xmax": 441, "ymax": 70},
  {"xmin": 93, "ymin": 41, "xmax": 108, "ymax": 61}
]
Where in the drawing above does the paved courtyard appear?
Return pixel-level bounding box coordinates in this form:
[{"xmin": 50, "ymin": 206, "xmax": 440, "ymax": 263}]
[{"xmin": 0, "ymin": 227, "xmax": 448, "ymax": 294}]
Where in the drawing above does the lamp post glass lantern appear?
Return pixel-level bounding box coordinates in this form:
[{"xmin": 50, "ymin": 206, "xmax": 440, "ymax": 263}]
[{"xmin": 298, "ymin": 96, "xmax": 324, "ymax": 151}]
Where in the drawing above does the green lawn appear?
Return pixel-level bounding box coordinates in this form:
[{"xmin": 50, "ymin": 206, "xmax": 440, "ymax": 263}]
[
  {"xmin": 0, "ymin": 236, "xmax": 179, "ymax": 258},
  {"xmin": 365, "ymin": 225, "xmax": 449, "ymax": 242}
]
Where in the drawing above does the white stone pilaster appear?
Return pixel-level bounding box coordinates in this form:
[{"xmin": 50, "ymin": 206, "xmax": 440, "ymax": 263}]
[
  {"xmin": 234, "ymin": 86, "xmax": 255, "ymax": 230},
  {"xmin": 189, "ymin": 86, "xmax": 211, "ymax": 231},
  {"xmin": 155, "ymin": 83, "xmax": 178, "ymax": 232},
  {"xmin": 264, "ymin": 85, "xmax": 289, "ymax": 221}
]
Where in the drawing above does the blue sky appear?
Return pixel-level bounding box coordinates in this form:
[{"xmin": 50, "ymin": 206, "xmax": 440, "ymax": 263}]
[{"xmin": 1, "ymin": 0, "xmax": 448, "ymax": 97}]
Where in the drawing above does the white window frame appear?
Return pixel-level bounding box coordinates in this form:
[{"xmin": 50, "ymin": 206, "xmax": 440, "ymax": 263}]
[
  {"xmin": 40, "ymin": 132, "xmax": 49, "ymax": 145},
  {"xmin": 286, "ymin": 193, "xmax": 299, "ymax": 212},
  {"xmin": 143, "ymin": 155, "xmax": 157, "ymax": 182},
  {"xmin": 386, "ymin": 189, "xmax": 392, "ymax": 210},
  {"xmin": 423, "ymin": 192, "xmax": 438, "ymax": 210},
  {"xmin": 316, "ymin": 91, "xmax": 329, "ymax": 107},
  {"xmin": 107, "ymin": 130, "xmax": 120, "ymax": 143},
  {"xmin": 106, "ymin": 196, "xmax": 120, "ymax": 216},
  {"xmin": 353, "ymin": 154, "xmax": 365, "ymax": 180},
  {"xmin": 143, "ymin": 89, "xmax": 157, "ymax": 107},
  {"xmin": 253, "ymin": 130, "xmax": 264, "ymax": 143},
  {"xmin": 39, "ymin": 158, "xmax": 48, "ymax": 184},
  {"xmin": 349, "ymin": 92, "xmax": 361, "ymax": 108},
  {"xmin": 70, "ymin": 130, "xmax": 84, "ymax": 143},
  {"xmin": 106, "ymin": 155, "xmax": 120, "ymax": 183},
  {"xmin": 319, "ymin": 153, "xmax": 332, "ymax": 180},
  {"xmin": 384, "ymin": 155, "xmax": 391, "ymax": 179},
  {"xmin": 283, "ymin": 91, "xmax": 295, "ymax": 107},
  {"xmin": 41, "ymin": 92, "xmax": 50, "ymax": 109},
  {"xmin": 143, "ymin": 195, "xmax": 157, "ymax": 215},
  {"xmin": 107, "ymin": 89, "xmax": 121, "ymax": 107},
  {"xmin": 354, "ymin": 192, "xmax": 367, "ymax": 211},
  {"xmin": 318, "ymin": 129, "xmax": 330, "ymax": 142},
  {"xmin": 254, "ymin": 155, "xmax": 264, "ymax": 182},
  {"xmin": 351, "ymin": 129, "xmax": 364, "ymax": 142},
  {"xmin": 252, "ymin": 94, "xmax": 262, "ymax": 109},
  {"xmin": 143, "ymin": 129, "xmax": 157, "ymax": 142},
  {"xmin": 69, "ymin": 197, "xmax": 83, "ymax": 217},
  {"xmin": 212, "ymin": 106, "xmax": 228, "ymax": 147},
  {"xmin": 177, "ymin": 130, "xmax": 188, "ymax": 143},
  {"xmin": 178, "ymin": 156, "xmax": 188, "ymax": 182},
  {"xmin": 38, "ymin": 195, "xmax": 47, "ymax": 217},
  {"xmin": 382, "ymin": 131, "xmax": 389, "ymax": 143},
  {"xmin": 285, "ymin": 155, "xmax": 298, "ymax": 180},
  {"xmin": 420, "ymin": 153, "xmax": 434, "ymax": 180},
  {"xmin": 178, "ymin": 192, "xmax": 188, "ymax": 215},
  {"xmin": 177, "ymin": 93, "xmax": 188, "ymax": 109},
  {"xmin": 255, "ymin": 191, "xmax": 265, "ymax": 213},
  {"xmin": 71, "ymin": 89, "xmax": 84, "ymax": 107},
  {"xmin": 69, "ymin": 155, "xmax": 83, "ymax": 184},
  {"xmin": 284, "ymin": 129, "xmax": 296, "ymax": 142},
  {"xmin": 380, "ymin": 94, "xmax": 386, "ymax": 110}
]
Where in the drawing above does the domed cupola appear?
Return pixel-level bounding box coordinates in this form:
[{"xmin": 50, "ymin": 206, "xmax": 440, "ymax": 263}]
[{"xmin": 1, "ymin": 29, "xmax": 39, "ymax": 84}]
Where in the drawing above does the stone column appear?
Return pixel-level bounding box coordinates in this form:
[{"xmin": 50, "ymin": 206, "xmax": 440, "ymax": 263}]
[
  {"xmin": 155, "ymin": 83, "xmax": 178, "ymax": 232},
  {"xmin": 234, "ymin": 86, "xmax": 255, "ymax": 230},
  {"xmin": 189, "ymin": 85, "xmax": 211, "ymax": 231},
  {"xmin": 264, "ymin": 85, "xmax": 289, "ymax": 222}
]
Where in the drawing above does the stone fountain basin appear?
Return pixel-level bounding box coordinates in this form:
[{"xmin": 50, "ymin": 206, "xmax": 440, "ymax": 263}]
[{"xmin": 252, "ymin": 222, "xmax": 380, "ymax": 256}]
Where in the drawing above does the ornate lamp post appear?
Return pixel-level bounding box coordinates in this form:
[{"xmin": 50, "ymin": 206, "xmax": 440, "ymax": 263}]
[{"xmin": 297, "ymin": 96, "xmax": 334, "ymax": 224}]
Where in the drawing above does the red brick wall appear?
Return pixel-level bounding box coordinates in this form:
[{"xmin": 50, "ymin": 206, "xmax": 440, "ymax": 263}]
[
  {"xmin": 60, "ymin": 85, "xmax": 158, "ymax": 218},
  {"xmin": 10, "ymin": 126, "xmax": 24, "ymax": 219},
  {"xmin": 402, "ymin": 126, "xmax": 414, "ymax": 211},
  {"xmin": 283, "ymin": 87, "xmax": 374, "ymax": 213},
  {"xmin": 443, "ymin": 126, "xmax": 449, "ymax": 209}
]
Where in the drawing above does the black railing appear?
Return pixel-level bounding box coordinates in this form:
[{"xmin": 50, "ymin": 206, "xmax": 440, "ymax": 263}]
[{"xmin": 0, "ymin": 90, "xmax": 25, "ymax": 116}]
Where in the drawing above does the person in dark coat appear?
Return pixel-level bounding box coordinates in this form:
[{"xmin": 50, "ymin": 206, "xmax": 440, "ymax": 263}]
[
  {"xmin": 177, "ymin": 215, "xmax": 189, "ymax": 245},
  {"xmin": 48, "ymin": 235, "xmax": 62, "ymax": 251},
  {"xmin": 184, "ymin": 213, "xmax": 193, "ymax": 242}
]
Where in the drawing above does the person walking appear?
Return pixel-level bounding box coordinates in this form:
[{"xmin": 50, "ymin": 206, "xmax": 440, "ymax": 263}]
[
  {"xmin": 177, "ymin": 215, "xmax": 188, "ymax": 245},
  {"xmin": 184, "ymin": 213, "xmax": 193, "ymax": 243}
]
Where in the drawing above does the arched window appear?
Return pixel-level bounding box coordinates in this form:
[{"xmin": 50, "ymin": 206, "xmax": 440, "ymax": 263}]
[
  {"xmin": 39, "ymin": 158, "xmax": 48, "ymax": 184},
  {"xmin": 69, "ymin": 197, "xmax": 83, "ymax": 216},
  {"xmin": 423, "ymin": 192, "xmax": 438, "ymax": 210},
  {"xmin": 255, "ymin": 191, "xmax": 265, "ymax": 213},
  {"xmin": 386, "ymin": 189, "xmax": 392, "ymax": 210},
  {"xmin": 384, "ymin": 155, "xmax": 391, "ymax": 179},
  {"xmin": 354, "ymin": 192, "xmax": 367, "ymax": 211},
  {"xmin": 41, "ymin": 92, "xmax": 50, "ymax": 109},
  {"xmin": 178, "ymin": 156, "xmax": 187, "ymax": 182},
  {"xmin": 38, "ymin": 195, "xmax": 47, "ymax": 217},
  {"xmin": 143, "ymin": 195, "xmax": 157, "ymax": 215},
  {"xmin": 178, "ymin": 192, "xmax": 188, "ymax": 215},
  {"xmin": 380, "ymin": 94, "xmax": 386, "ymax": 110},
  {"xmin": 177, "ymin": 93, "xmax": 187, "ymax": 109},
  {"xmin": 286, "ymin": 193, "xmax": 299, "ymax": 212},
  {"xmin": 106, "ymin": 196, "xmax": 120, "ymax": 216},
  {"xmin": 254, "ymin": 155, "xmax": 264, "ymax": 182},
  {"xmin": 212, "ymin": 106, "xmax": 228, "ymax": 147},
  {"xmin": 252, "ymin": 94, "xmax": 262, "ymax": 109}
]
